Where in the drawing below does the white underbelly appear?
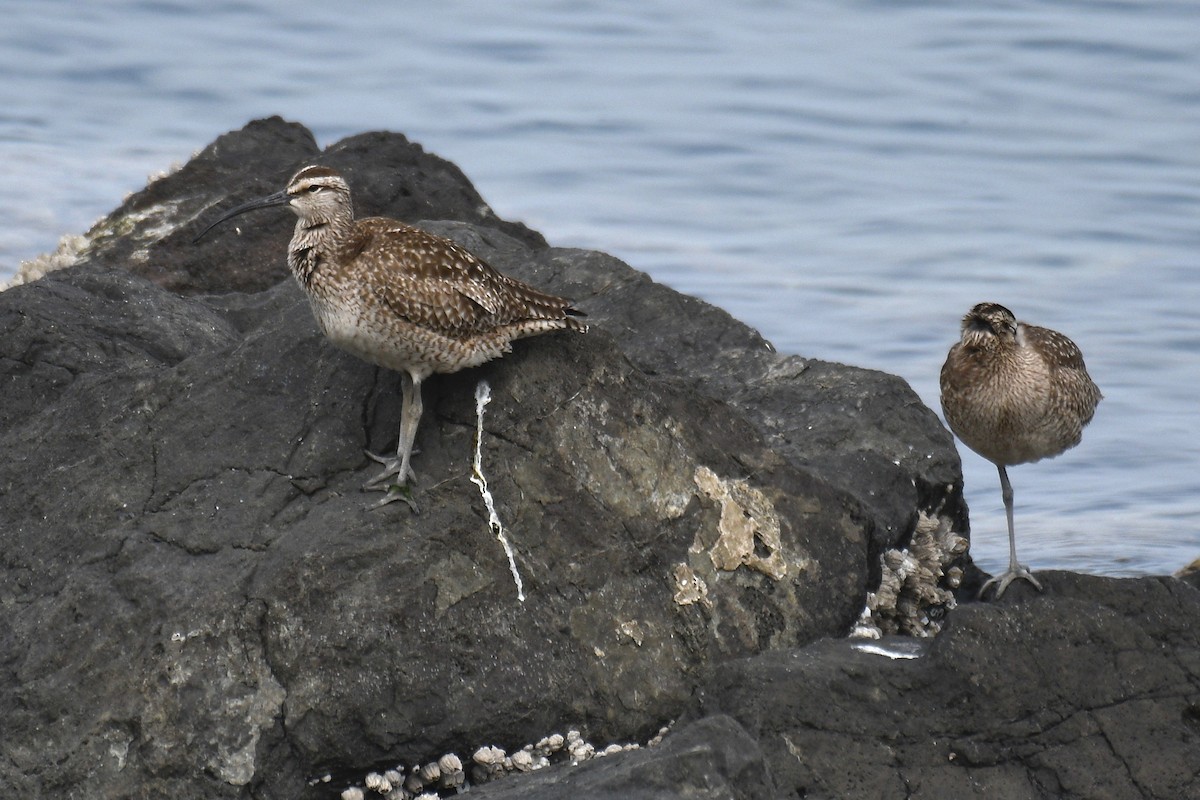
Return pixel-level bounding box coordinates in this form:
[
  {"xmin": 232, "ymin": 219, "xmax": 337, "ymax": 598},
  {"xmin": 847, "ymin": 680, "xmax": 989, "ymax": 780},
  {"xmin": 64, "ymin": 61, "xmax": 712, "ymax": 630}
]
[{"xmin": 309, "ymin": 298, "xmax": 506, "ymax": 377}]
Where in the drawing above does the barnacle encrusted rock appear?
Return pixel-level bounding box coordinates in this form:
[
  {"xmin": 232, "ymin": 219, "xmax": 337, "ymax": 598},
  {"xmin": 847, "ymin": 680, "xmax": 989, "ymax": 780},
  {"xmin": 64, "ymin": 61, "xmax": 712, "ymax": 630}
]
[
  {"xmin": 5, "ymin": 232, "xmax": 90, "ymax": 289},
  {"xmin": 336, "ymin": 726, "xmax": 664, "ymax": 797},
  {"xmin": 852, "ymin": 511, "xmax": 967, "ymax": 638}
]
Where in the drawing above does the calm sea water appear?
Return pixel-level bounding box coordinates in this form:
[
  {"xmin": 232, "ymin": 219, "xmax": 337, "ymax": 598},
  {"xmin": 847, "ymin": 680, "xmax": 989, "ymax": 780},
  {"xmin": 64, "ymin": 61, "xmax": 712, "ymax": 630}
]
[{"xmin": 2, "ymin": 1, "xmax": 1198, "ymax": 577}]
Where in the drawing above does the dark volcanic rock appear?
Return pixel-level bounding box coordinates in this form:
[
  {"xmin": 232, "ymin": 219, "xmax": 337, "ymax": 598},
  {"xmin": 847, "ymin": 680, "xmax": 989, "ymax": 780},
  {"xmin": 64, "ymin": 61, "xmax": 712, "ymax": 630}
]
[
  {"xmin": 694, "ymin": 572, "xmax": 1200, "ymax": 800},
  {"xmin": 0, "ymin": 119, "xmax": 965, "ymax": 799}
]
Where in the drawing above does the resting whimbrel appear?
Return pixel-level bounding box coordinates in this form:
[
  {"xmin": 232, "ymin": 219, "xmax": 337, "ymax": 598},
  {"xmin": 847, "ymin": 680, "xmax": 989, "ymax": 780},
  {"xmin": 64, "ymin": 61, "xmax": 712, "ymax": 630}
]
[
  {"xmin": 940, "ymin": 303, "xmax": 1101, "ymax": 598},
  {"xmin": 196, "ymin": 165, "xmax": 587, "ymax": 508}
]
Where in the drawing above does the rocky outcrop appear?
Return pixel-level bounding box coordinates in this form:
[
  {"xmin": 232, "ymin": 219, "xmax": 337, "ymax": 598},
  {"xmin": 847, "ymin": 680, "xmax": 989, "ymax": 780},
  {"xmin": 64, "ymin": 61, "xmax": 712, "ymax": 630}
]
[
  {"xmin": 3, "ymin": 118, "xmax": 1193, "ymax": 800},
  {"xmin": 460, "ymin": 574, "xmax": 1200, "ymax": 800},
  {"xmin": 694, "ymin": 572, "xmax": 1200, "ymax": 799}
]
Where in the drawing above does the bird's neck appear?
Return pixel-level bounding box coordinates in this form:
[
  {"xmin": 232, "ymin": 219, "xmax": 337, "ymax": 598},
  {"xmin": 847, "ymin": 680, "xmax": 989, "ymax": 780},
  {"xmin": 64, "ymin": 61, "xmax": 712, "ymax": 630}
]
[{"xmin": 287, "ymin": 209, "xmax": 354, "ymax": 289}]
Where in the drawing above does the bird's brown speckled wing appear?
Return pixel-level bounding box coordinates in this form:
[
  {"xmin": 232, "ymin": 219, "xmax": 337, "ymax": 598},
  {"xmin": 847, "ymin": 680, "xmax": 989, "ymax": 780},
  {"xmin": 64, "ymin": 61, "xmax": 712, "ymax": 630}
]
[
  {"xmin": 355, "ymin": 220, "xmax": 575, "ymax": 337},
  {"xmin": 1021, "ymin": 324, "xmax": 1086, "ymax": 370},
  {"xmin": 1023, "ymin": 322, "xmax": 1102, "ymax": 422}
]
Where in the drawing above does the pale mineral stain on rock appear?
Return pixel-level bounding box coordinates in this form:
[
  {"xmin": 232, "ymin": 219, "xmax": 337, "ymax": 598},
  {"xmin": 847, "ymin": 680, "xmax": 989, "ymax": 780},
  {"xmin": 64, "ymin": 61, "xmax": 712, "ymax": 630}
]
[
  {"xmin": 671, "ymin": 467, "xmax": 825, "ymax": 654},
  {"xmin": 427, "ymin": 550, "xmax": 492, "ymax": 616},
  {"xmin": 617, "ymin": 619, "xmax": 645, "ymax": 646},
  {"xmin": 671, "ymin": 563, "xmax": 712, "ymax": 608},
  {"xmin": 691, "ymin": 465, "xmax": 789, "ymax": 580},
  {"xmin": 150, "ymin": 617, "xmax": 287, "ymax": 787}
]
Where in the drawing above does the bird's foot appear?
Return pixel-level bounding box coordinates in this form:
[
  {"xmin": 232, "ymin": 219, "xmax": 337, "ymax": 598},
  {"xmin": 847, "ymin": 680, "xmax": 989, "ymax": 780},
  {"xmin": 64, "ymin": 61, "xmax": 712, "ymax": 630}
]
[
  {"xmin": 979, "ymin": 565, "xmax": 1043, "ymax": 600},
  {"xmin": 363, "ymin": 450, "xmax": 419, "ymax": 512},
  {"xmin": 369, "ymin": 484, "xmax": 420, "ymax": 513},
  {"xmin": 363, "ymin": 449, "xmax": 418, "ymax": 488}
]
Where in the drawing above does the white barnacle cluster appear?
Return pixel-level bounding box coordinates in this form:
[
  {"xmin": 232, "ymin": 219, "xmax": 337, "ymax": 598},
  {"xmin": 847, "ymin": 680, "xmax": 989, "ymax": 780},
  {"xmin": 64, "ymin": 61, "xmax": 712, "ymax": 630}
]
[
  {"xmin": 468, "ymin": 733, "xmax": 574, "ymax": 783},
  {"xmin": 7, "ymin": 233, "xmax": 90, "ymax": 289},
  {"xmin": 335, "ymin": 724, "xmax": 675, "ymax": 797},
  {"xmin": 646, "ymin": 722, "xmax": 673, "ymax": 747},
  {"xmin": 468, "ymin": 728, "xmax": 651, "ymax": 784},
  {"xmin": 334, "ymin": 753, "xmax": 464, "ymax": 799},
  {"xmin": 851, "ymin": 511, "xmax": 967, "ymax": 638}
]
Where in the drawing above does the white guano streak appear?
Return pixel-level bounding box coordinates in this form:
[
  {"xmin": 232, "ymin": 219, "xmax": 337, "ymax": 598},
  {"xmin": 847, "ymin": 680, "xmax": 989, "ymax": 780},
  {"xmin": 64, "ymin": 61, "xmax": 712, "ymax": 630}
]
[{"xmin": 471, "ymin": 380, "xmax": 525, "ymax": 601}]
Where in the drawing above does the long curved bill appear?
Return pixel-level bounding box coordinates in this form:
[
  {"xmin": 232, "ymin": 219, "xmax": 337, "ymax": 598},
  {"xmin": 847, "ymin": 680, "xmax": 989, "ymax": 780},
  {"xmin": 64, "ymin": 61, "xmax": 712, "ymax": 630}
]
[{"xmin": 193, "ymin": 189, "xmax": 291, "ymax": 243}]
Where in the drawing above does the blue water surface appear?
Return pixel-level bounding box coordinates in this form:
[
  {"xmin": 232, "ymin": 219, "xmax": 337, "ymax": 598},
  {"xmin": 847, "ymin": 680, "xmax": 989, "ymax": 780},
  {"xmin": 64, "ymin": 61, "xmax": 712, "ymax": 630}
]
[{"xmin": 2, "ymin": 0, "xmax": 1198, "ymax": 576}]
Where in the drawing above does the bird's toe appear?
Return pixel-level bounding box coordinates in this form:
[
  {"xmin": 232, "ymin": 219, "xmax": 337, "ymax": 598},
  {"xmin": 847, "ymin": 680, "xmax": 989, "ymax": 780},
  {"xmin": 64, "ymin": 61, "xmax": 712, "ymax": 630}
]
[
  {"xmin": 369, "ymin": 484, "xmax": 420, "ymax": 513},
  {"xmin": 363, "ymin": 449, "xmax": 418, "ymax": 490},
  {"xmin": 979, "ymin": 565, "xmax": 1043, "ymax": 600}
]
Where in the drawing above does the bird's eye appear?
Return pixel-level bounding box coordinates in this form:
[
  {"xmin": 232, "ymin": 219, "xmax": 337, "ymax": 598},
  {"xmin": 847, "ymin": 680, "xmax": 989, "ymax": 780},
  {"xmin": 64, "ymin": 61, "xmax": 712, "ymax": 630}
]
[{"xmin": 307, "ymin": 185, "xmax": 322, "ymax": 193}]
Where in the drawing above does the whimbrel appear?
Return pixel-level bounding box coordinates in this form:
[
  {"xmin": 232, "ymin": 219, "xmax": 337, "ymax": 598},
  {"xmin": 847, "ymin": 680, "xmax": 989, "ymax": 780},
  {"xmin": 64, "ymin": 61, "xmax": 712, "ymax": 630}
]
[
  {"xmin": 196, "ymin": 165, "xmax": 587, "ymax": 508},
  {"xmin": 940, "ymin": 302, "xmax": 1101, "ymax": 598}
]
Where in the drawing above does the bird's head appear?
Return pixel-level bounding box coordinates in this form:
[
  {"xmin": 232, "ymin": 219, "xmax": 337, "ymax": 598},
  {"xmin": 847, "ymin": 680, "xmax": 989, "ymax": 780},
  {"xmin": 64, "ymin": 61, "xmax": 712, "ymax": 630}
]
[
  {"xmin": 960, "ymin": 302, "xmax": 1018, "ymax": 348},
  {"xmin": 193, "ymin": 164, "xmax": 353, "ymax": 241}
]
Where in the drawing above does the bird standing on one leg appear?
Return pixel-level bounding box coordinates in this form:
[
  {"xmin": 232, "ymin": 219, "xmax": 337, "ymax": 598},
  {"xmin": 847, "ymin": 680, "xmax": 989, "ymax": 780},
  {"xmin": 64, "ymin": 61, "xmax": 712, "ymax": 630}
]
[
  {"xmin": 940, "ymin": 302, "xmax": 1101, "ymax": 598},
  {"xmin": 196, "ymin": 165, "xmax": 587, "ymax": 508}
]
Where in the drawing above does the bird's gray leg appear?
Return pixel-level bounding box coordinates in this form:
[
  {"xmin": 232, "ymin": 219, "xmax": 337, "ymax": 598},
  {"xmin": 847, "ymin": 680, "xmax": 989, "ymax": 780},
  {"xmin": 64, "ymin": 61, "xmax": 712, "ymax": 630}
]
[
  {"xmin": 979, "ymin": 465, "xmax": 1043, "ymax": 598},
  {"xmin": 394, "ymin": 373, "xmax": 422, "ymax": 482},
  {"xmin": 365, "ymin": 372, "xmax": 423, "ymax": 509}
]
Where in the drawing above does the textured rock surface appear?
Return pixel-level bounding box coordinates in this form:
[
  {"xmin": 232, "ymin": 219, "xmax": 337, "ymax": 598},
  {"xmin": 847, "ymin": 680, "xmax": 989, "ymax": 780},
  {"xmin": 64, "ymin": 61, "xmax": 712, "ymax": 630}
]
[
  {"xmin": 446, "ymin": 575, "xmax": 1200, "ymax": 800},
  {"xmin": 64, "ymin": 115, "xmax": 967, "ymax": 553},
  {"xmin": 694, "ymin": 572, "xmax": 1200, "ymax": 800},
  {"xmin": 0, "ymin": 263, "xmax": 860, "ymax": 799}
]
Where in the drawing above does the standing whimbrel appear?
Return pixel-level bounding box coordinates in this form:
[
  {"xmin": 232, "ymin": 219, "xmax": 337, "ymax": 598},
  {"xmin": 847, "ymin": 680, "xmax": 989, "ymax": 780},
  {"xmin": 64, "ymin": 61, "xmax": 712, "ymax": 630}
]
[
  {"xmin": 196, "ymin": 165, "xmax": 587, "ymax": 508},
  {"xmin": 940, "ymin": 303, "xmax": 1101, "ymax": 598}
]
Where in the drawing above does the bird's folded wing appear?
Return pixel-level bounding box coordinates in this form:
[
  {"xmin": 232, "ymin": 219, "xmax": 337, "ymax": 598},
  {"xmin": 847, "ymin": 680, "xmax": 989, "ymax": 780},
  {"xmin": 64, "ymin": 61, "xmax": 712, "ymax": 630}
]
[{"xmin": 364, "ymin": 222, "xmax": 570, "ymax": 334}]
